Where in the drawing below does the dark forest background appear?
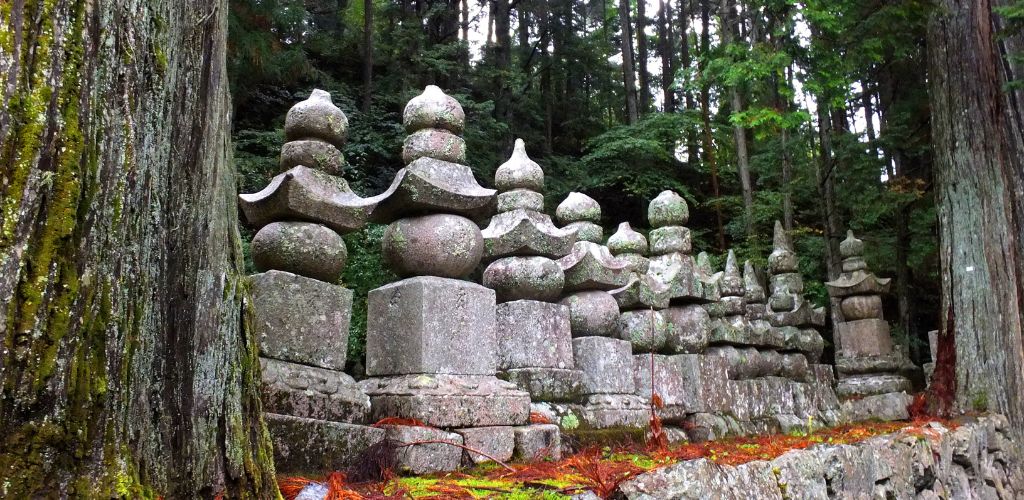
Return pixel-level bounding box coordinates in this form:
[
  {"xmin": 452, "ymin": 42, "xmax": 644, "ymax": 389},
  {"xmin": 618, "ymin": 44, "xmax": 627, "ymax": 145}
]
[{"xmin": 227, "ymin": 0, "xmax": 954, "ymax": 369}]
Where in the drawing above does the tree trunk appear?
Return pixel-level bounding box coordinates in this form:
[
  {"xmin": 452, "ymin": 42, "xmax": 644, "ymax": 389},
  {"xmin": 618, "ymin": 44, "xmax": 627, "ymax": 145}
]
[
  {"xmin": 699, "ymin": 0, "xmax": 725, "ymax": 249},
  {"xmin": 637, "ymin": 0, "xmax": 651, "ymax": 113},
  {"xmin": 659, "ymin": 0, "xmax": 676, "ymax": 113},
  {"xmin": 0, "ymin": 1, "xmax": 277, "ymax": 497},
  {"xmin": 719, "ymin": 0, "xmax": 754, "ymax": 238},
  {"xmin": 362, "ymin": 0, "xmax": 374, "ymax": 113},
  {"xmin": 927, "ymin": 0, "xmax": 1024, "ymax": 437},
  {"xmin": 619, "ymin": 0, "xmax": 640, "ymax": 124},
  {"xmin": 679, "ymin": 0, "xmax": 699, "ymax": 162}
]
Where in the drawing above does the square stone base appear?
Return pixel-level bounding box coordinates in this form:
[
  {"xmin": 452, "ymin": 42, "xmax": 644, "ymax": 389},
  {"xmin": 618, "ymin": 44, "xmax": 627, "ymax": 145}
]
[
  {"xmin": 360, "ymin": 374, "xmax": 530, "ymax": 427},
  {"xmin": 499, "ymin": 367, "xmax": 584, "ymax": 402},
  {"xmin": 841, "ymin": 391, "xmax": 913, "ymax": 422},
  {"xmin": 835, "ymin": 319, "xmax": 893, "ymax": 357},
  {"xmin": 266, "ymin": 413, "xmax": 385, "ymax": 474},
  {"xmin": 260, "ymin": 357, "xmax": 370, "ymax": 423},
  {"xmin": 455, "ymin": 426, "xmax": 515, "ymax": 465},
  {"xmin": 573, "ymin": 337, "xmax": 635, "ymax": 394},
  {"xmin": 513, "ymin": 424, "xmax": 561, "ymax": 461},
  {"xmin": 384, "ymin": 425, "xmax": 463, "ymax": 474},
  {"xmin": 581, "ymin": 394, "xmax": 650, "ymax": 428},
  {"xmin": 496, "ymin": 300, "xmax": 574, "ymax": 370},
  {"xmin": 366, "ymin": 277, "xmax": 497, "ymax": 376},
  {"xmin": 251, "ymin": 271, "xmax": 352, "ymax": 370},
  {"xmin": 835, "ymin": 373, "xmax": 912, "ymax": 399}
]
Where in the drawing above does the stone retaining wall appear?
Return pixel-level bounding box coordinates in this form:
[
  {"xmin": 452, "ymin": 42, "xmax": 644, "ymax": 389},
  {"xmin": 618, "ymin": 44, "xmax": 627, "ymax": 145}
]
[{"xmin": 617, "ymin": 415, "xmax": 1022, "ymax": 499}]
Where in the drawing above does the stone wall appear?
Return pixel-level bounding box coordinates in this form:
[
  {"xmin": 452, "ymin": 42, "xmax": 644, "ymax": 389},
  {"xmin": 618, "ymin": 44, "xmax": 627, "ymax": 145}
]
[{"xmin": 617, "ymin": 415, "xmax": 1023, "ymax": 499}]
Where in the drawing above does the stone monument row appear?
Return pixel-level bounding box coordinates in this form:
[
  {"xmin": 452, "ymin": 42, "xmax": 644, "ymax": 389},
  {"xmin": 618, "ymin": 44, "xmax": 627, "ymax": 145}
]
[{"xmin": 239, "ymin": 87, "xmax": 921, "ymax": 475}]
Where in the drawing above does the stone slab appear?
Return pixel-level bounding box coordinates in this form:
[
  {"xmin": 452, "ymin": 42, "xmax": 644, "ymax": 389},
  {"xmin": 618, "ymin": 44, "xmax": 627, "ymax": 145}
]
[
  {"xmin": 835, "ymin": 352, "xmax": 913, "ymax": 376},
  {"xmin": 499, "ymin": 367, "xmax": 584, "ymax": 402},
  {"xmin": 841, "ymin": 392, "xmax": 913, "ymax": 422},
  {"xmin": 835, "ymin": 318, "xmax": 893, "ymax": 358},
  {"xmin": 366, "ymin": 276, "xmax": 496, "ymax": 376},
  {"xmin": 385, "ymin": 425, "xmax": 464, "ymax": 474},
  {"xmin": 835, "ymin": 373, "xmax": 912, "ymax": 399},
  {"xmin": 251, "ymin": 271, "xmax": 352, "ymax": 371},
  {"xmin": 266, "ymin": 413, "xmax": 385, "ymax": 474},
  {"xmin": 631, "ymin": 354, "xmax": 729, "ymax": 418},
  {"xmin": 454, "ymin": 426, "xmax": 515, "ymax": 466},
  {"xmin": 663, "ymin": 305, "xmax": 710, "ymax": 353},
  {"xmin": 260, "ymin": 357, "xmax": 370, "ymax": 423},
  {"xmin": 361, "ymin": 374, "xmax": 530, "ymax": 427},
  {"xmin": 617, "ymin": 309, "xmax": 668, "ymax": 352},
  {"xmin": 573, "ymin": 337, "xmax": 635, "ymax": 394},
  {"xmin": 496, "ymin": 300, "xmax": 574, "ymax": 370},
  {"xmin": 581, "ymin": 394, "xmax": 650, "ymax": 428},
  {"xmin": 513, "ymin": 424, "xmax": 562, "ymax": 461}
]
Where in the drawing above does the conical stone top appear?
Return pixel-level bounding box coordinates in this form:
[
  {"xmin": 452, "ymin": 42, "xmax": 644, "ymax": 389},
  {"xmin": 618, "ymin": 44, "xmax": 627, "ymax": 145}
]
[
  {"xmin": 555, "ymin": 192, "xmax": 601, "ymax": 224},
  {"xmin": 285, "ymin": 89, "xmax": 349, "ymax": 149},
  {"xmin": 403, "ymin": 85, "xmax": 466, "ymax": 134},
  {"xmin": 768, "ymin": 221, "xmax": 798, "ymax": 274},
  {"xmin": 743, "ymin": 260, "xmax": 766, "ymax": 304},
  {"xmin": 840, "ymin": 230, "xmax": 864, "ymax": 259},
  {"xmin": 772, "ymin": 220, "xmax": 793, "ymax": 252},
  {"xmin": 648, "ymin": 190, "xmax": 689, "ymax": 228},
  {"xmin": 607, "ymin": 222, "xmax": 648, "ymax": 256},
  {"xmin": 720, "ymin": 250, "xmax": 744, "ymax": 297},
  {"xmin": 495, "ymin": 139, "xmax": 544, "ymax": 193}
]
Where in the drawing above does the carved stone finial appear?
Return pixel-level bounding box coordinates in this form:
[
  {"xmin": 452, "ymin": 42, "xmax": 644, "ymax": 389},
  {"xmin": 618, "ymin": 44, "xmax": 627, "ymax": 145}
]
[
  {"xmin": 840, "ymin": 230, "xmax": 865, "ymax": 259},
  {"xmin": 284, "ymin": 89, "xmax": 349, "ymax": 149},
  {"xmin": 495, "ymin": 139, "xmax": 544, "ymax": 193},
  {"xmin": 648, "ymin": 190, "xmax": 689, "ymax": 228}
]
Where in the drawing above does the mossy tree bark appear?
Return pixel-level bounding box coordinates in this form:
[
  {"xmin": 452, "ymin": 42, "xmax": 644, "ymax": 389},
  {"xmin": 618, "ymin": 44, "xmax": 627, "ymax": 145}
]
[
  {"xmin": 927, "ymin": 0, "xmax": 1024, "ymax": 441},
  {"xmin": 0, "ymin": 1, "xmax": 278, "ymax": 497}
]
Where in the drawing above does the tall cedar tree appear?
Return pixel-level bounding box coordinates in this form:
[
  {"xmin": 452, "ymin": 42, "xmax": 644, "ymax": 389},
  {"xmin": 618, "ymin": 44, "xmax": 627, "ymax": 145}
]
[{"xmin": 0, "ymin": 1, "xmax": 277, "ymax": 496}]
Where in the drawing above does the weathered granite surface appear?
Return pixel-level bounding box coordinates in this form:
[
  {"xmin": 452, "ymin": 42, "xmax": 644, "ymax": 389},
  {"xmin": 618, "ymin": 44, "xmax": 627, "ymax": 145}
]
[
  {"xmin": 251, "ymin": 270, "xmax": 352, "ymax": 371},
  {"xmin": 496, "ymin": 300, "xmax": 574, "ymax": 370},
  {"xmin": 385, "ymin": 425, "xmax": 464, "ymax": 474},
  {"xmin": 455, "ymin": 426, "xmax": 515, "ymax": 466},
  {"xmin": 267, "ymin": 413, "xmax": 385, "ymax": 474},
  {"xmin": 260, "ymin": 357, "xmax": 370, "ymax": 423},
  {"xmin": 360, "ymin": 374, "xmax": 530, "ymax": 427},
  {"xmin": 514, "ymin": 424, "xmax": 562, "ymax": 461},
  {"xmin": 618, "ymin": 415, "xmax": 1023, "ymax": 500}
]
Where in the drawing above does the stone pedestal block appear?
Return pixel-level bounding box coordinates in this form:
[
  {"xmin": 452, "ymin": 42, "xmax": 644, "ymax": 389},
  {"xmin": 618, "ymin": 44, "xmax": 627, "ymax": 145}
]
[
  {"xmin": 366, "ymin": 277, "xmax": 496, "ymax": 376},
  {"xmin": 573, "ymin": 337, "xmax": 635, "ymax": 394},
  {"xmin": 664, "ymin": 305, "xmax": 710, "ymax": 353},
  {"xmin": 499, "ymin": 368, "xmax": 584, "ymax": 402},
  {"xmin": 361, "ymin": 374, "xmax": 530, "ymax": 427},
  {"xmin": 581, "ymin": 394, "xmax": 649, "ymax": 428},
  {"xmin": 513, "ymin": 424, "xmax": 562, "ymax": 461},
  {"xmin": 841, "ymin": 392, "xmax": 912, "ymax": 422},
  {"xmin": 496, "ymin": 300, "xmax": 573, "ymax": 370},
  {"xmin": 260, "ymin": 358, "xmax": 370, "ymax": 423},
  {"xmin": 251, "ymin": 271, "xmax": 352, "ymax": 371},
  {"xmin": 266, "ymin": 414, "xmax": 385, "ymax": 474},
  {"xmin": 631, "ymin": 354, "xmax": 729, "ymax": 417},
  {"xmin": 454, "ymin": 426, "xmax": 515, "ymax": 466},
  {"xmin": 835, "ymin": 319, "xmax": 893, "ymax": 357},
  {"xmin": 835, "ymin": 373, "xmax": 912, "ymax": 399},
  {"xmin": 385, "ymin": 425, "xmax": 464, "ymax": 474}
]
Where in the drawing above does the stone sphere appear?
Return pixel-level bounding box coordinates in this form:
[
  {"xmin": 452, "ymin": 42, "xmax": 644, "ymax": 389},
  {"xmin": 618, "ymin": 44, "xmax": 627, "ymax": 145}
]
[
  {"xmin": 403, "ymin": 85, "xmax": 466, "ymax": 134},
  {"xmin": 496, "ymin": 189, "xmax": 544, "ymax": 213},
  {"xmin": 555, "ymin": 192, "xmax": 601, "ymax": 225},
  {"xmin": 648, "ymin": 190, "xmax": 689, "ymax": 227},
  {"xmin": 564, "ymin": 221, "xmax": 603, "ymax": 244},
  {"xmin": 483, "ymin": 256, "xmax": 564, "ymax": 302},
  {"xmin": 279, "ymin": 139, "xmax": 346, "ymax": 175},
  {"xmin": 841, "ymin": 295, "xmax": 882, "ymax": 320},
  {"xmin": 560, "ymin": 290, "xmax": 619, "ymax": 337},
  {"xmin": 607, "ymin": 222, "xmax": 648, "ymax": 256},
  {"xmin": 252, "ymin": 221, "xmax": 347, "ymax": 283},
  {"xmin": 382, "ymin": 214, "xmax": 483, "ymax": 278},
  {"xmin": 402, "ymin": 128, "xmax": 467, "ymax": 165},
  {"xmin": 495, "ymin": 139, "xmax": 544, "ymax": 192},
  {"xmin": 285, "ymin": 89, "xmax": 348, "ymax": 149}
]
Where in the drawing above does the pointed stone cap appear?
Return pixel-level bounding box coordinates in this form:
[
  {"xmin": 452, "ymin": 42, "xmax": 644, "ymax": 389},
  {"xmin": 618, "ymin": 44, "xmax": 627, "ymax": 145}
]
[
  {"xmin": 368, "ymin": 157, "xmax": 496, "ymax": 223},
  {"xmin": 648, "ymin": 190, "xmax": 689, "ymax": 228},
  {"xmin": 239, "ymin": 166, "xmax": 376, "ymax": 234},
  {"xmin": 285, "ymin": 89, "xmax": 349, "ymax": 149},
  {"xmin": 610, "ymin": 273, "xmax": 671, "ymax": 310},
  {"xmin": 768, "ymin": 221, "xmax": 799, "ymax": 274},
  {"xmin": 403, "ymin": 85, "xmax": 466, "ymax": 134},
  {"xmin": 555, "ymin": 192, "xmax": 601, "ymax": 225},
  {"xmin": 607, "ymin": 222, "xmax": 648, "ymax": 256},
  {"xmin": 743, "ymin": 260, "xmax": 766, "ymax": 304},
  {"xmin": 557, "ymin": 241, "xmax": 631, "ymax": 292},
  {"xmin": 695, "ymin": 252, "xmax": 715, "ymax": 277},
  {"xmin": 495, "ymin": 139, "xmax": 544, "ymax": 193},
  {"xmin": 840, "ymin": 230, "xmax": 864, "ymax": 259},
  {"xmin": 481, "ymin": 209, "xmax": 577, "ymax": 259},
  {"xmin": 720, "ymin": 250, "xmax": 744, "ymax": 297}
]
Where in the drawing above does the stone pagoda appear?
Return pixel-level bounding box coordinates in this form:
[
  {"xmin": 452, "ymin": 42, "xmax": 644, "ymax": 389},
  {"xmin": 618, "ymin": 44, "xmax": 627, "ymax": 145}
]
[
  {"xmin": 608, "ymin": 222, "xmax": 670, "ymax": 353},
  {"xmin": 765, "ymin": 221, "xmax": 826, "ymax": 364},
  {"xmin": 554, "ymin": 194, "xmax": 646, "ymax": 427},
  {"xmin": 239, "ymin": 90, "xmax": 384, "ymax": 472},
  {"xmin": 481, "ymin": 139, "xmax": 583, "ymax": 406},
  {"xmin": 826, "ymin": 230, "xmax": 913, "ymax": 421},
  {"xmin": 357, "ymin": 87, "xmax": 540, "ymax": 473}
]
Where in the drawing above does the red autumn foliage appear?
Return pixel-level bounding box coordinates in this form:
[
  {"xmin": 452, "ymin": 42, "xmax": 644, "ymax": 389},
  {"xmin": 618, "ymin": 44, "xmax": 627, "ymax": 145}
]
[
  {"xmin": 279, "ymin": 472, "xmax": 363, "ymax": 500},
  {"xmin": 530, "ymin": 411, "xmax": 553, "ymax": 424},
  {"xmin": 908, "ymin": 392, "xmax": 928, "ymax": 419}
]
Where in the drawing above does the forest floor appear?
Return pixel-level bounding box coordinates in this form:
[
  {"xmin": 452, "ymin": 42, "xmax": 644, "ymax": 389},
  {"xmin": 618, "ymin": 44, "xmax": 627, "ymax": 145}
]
[{"xmin": 278, "ymin": 416, "xmax": 959, "ymax": 499}]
